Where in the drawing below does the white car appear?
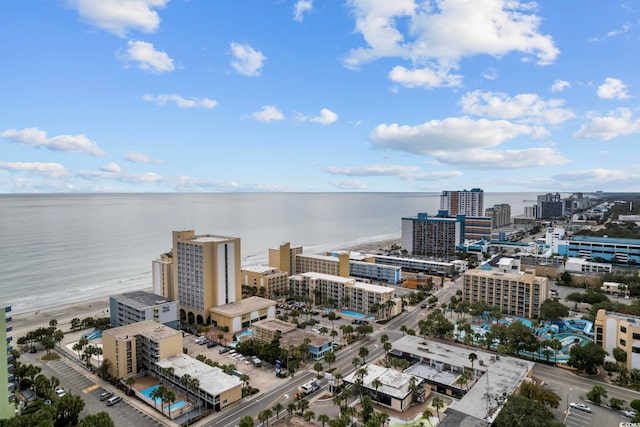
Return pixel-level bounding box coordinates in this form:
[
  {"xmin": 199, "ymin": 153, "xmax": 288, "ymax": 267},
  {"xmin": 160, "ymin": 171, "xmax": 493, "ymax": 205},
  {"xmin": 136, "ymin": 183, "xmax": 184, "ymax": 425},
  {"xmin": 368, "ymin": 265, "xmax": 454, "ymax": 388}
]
[
  {"xmin": 623, "ymin": 410, "xmax": 637, "ymax": 418},
  {"xmin": 569, "ymin": 402, "xmax": 591, "ymax": 413},
  {"xmin": 55, "ymin": 388, "xmax": 66, "ymax": 397}
]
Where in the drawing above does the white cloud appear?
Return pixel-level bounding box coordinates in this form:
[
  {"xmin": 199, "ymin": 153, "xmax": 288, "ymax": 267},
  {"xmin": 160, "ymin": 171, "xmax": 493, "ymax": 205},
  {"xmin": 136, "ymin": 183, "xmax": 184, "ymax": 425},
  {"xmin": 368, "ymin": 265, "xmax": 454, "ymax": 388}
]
[
  {"xmin": 67, "ymin": 0, "xmax": 169, "ymax": 37},
  {"xmin": 371, "ymin": 117, "xmax": 543, "ymax": 154},
  {"xmin": 101, "ymin": 162, "xmax": 122, "ymax": 173},
  {"xmin": 482, "ymin": 68, "xmax": 498, "ymax": 80},
  {"xmin": 119, "ymin": 40, "xmax": 174, "ymax": 73},
  {"xmin": 325, "ymin": 164, "xmax": 462, "ymax": 181},
  {"xmin": 0, "ymin": 127, "xmax": 105, "ymax": 156},
  {"xmin": 230, "ymin": 42, "xmax": 266, "ymax": 77},
  {"xmin": 460, "ymin": 90, "xmax": 575, "ymax": 124},
  {"xmin": 298, "ymin": 108, "xmax": 339, "ymax": 124},
  {"xmin": 597, "ymin": 77, "xmax": 631, "ymax": 100},
  {"xmin": 551, "ymin": 79, "xmax": 571, "ymax": 92},
  {"xmin": 293, "ymin": 0, "xmax": 313, "ymax": 22},
  {"xmin": 345, "ymin": 0, "xmax": 559, "ymax": 87},
  {"xmin": 0, "ymin": 162, "xmax": 69, "ymax": 178},
  {"xmin": 430, "ymin": 147, "xmax": 568, "ymax": 169},
  {"xmin": 125, "ymin": 150, "xmax": 159, "ymax": 163},
  {"xmin": 252, "ymin": 105, "xmax": 284, "ymax": 122},
  {"xmin": 142, "ymin": 94, "xmax": 217, "ymax": 109},
  {"xmin": 590, "ymin": 23, "xmax": 632, "ymax": 42},
  {"xmin": 389, "ymin": 66, "xmax": 463, "ymax": 89},
  {"xmin": 331, "ymin": 179, "xmax": 368, "ymax": 190},
  {"xmin": 573, "ymin": 108, "xmax": 640, "ymax": 140}
]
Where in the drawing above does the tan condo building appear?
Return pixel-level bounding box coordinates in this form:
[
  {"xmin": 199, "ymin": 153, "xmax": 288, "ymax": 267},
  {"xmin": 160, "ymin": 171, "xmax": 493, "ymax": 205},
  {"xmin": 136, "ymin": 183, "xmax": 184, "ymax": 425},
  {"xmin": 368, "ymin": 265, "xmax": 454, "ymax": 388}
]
[
  {"xmin": 462, "ymin": 268, "xmax": 549, "ymax": 319},
  {"xmin": 153, "ymin": 230, "xmax": 242, "ymax": 325},
  {"xmin": 241, "ymin": 265, "xmax": 289, "ymax": 300},
  {"xmin": 594, "ymin": 309, "xmax": 640, "ymax": 371},
  {"xmin": 269, "ymin": 242, "xmax": 349, "ymax": 277}
]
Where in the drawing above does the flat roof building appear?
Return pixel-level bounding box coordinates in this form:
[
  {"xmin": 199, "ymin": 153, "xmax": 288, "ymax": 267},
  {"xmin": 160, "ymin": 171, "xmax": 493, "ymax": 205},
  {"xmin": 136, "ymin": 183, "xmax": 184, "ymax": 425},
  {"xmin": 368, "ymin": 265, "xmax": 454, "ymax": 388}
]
[
  {"xmin": 342, "ymin": 363, "xmax": 427, "ymax": 412},
  {"xmin": 462, "ymin": 268, "xmax": 549, "ymax": 319},
  {"xmin": 594, "ymin": 309, "xmax": 640, "ymax": 371},
  {"xmin": 209, "ymin": 296, "xmax": 276, "ymax": 333},
  {"xmin": 558, "ymin": 235, "xmax": 640, "ymax": 265},
  {"xmin": 241, "ymin": 265, "xmax": 289, "ymax": 300},
  {"xmin": 401, "ymin": 211, "xmax": 464, "ymax": 258},
  {"xmin": 392, "ymin": 335, "xmax": 534, "ymax": 426},
  {"xmin": 252, "ymin": 318, "xmax": 334, "ymax": 360},
  {"xmin": 440, "ymin": 188, "xmax": 484, "ymax": 217},
  {"xmin": 110, "ymin": 291, "xmax": 179, "ymax": 330}
]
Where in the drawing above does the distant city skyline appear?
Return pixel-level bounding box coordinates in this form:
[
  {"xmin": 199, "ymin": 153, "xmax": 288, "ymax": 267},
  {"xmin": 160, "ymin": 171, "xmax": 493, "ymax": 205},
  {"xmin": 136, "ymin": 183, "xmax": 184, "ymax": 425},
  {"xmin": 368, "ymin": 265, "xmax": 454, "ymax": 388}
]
[{"xmin": 1, "ymin": 1, "xmax": 639, "ymax": 193}]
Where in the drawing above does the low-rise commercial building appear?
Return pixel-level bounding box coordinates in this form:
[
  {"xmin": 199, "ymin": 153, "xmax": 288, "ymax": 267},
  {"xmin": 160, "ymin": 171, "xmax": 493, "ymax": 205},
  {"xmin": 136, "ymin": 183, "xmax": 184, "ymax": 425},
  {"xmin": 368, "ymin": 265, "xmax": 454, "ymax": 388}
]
[
  {"xmin": 209, "ymin": 296, "xmax": 276, "ymax": 333},
  {"xmin": 565, "ymin": 257, "xmax": 612, "ymax": 274},
  {"xmin": 251, "ymin": 318, "xmax": 334, "ymax": 360},
  {"xmin": 558, "ymin": 235, "xmax": 640, "ymax": 265},
  {"xmin": 110, "ymin": 291, "xmax": 179, "ymax": 330},
  {"xmin": 342, "ymin": 363, "xmax": 427, "ymax": 412},
  {"xmin": 373, "ymin": 255, "xmax": 457, "ymax": 277},
  {"xmin": 392, "ymin": 335, "xmax": 534, "ymax": 426}
]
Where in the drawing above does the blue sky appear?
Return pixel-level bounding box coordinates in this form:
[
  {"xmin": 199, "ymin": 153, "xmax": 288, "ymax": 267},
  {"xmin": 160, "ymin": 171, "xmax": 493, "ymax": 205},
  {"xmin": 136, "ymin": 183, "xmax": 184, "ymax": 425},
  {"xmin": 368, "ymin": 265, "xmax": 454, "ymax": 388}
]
[{"xmin": 1, "ymin": 1, "xmax": 639, "ymax": 193}]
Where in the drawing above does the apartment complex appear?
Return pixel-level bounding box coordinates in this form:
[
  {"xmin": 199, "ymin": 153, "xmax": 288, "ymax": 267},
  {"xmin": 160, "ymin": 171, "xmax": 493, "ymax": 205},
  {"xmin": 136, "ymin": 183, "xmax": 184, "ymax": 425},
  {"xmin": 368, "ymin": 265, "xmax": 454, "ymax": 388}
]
[
  {"xmin": 372, "ymin": 255, "xmax": 458, "ymax": 277},
  {"xmin": 153, "ymin": 230, "xmax": 242, "ymax": 325},
  {"xmin": 594, "ymin": 309, "xmax": 640, "ymax": 371},
  {"xmin": 1, "ymin": 307, "xmax": 13, "ymax": 420},
  {"xmin": 109, "ymin": 291, "xmax": 179, "ymax": 329},
  {"xmin": 401, "ymin": 212, "xmax": 464, "ymax": 258},
  {"xmin": 102, "ymin": 320, "xmax": 183, "ymax": 380},
  {"xmin": 289, "ymin": 272, "xmax": 400, "ymax": 320},
  {"xmin": 440, "ymin": 188, "xmax": 484, "ymax": 216},
  {"xmin": 558, "ymin": 235, "xmax": 640, "ymax": 265},
  {"xmin": 241, "ymin": 265, "xmax": 289, "ymax": 299},
  {"xmin": 462, "ymin": 268, "xmax": 549, "ymax": 319},
  {"xmin": 269, "ymin": 242, "xmax": 350, "ymax": 277},
  {"xmin": 463, "ymin": 216, "xmax": 493, "ymax": 241},
  {"xmin": 484, "ymin": 204, "xmax": 511, "ymax": 228}
]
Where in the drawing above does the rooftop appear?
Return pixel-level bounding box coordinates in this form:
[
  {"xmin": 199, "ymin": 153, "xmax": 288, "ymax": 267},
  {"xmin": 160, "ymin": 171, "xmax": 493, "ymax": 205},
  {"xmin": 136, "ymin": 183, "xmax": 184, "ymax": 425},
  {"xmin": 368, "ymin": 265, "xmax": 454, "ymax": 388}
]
[
  {"xmin": 343, "ymin": 363, "xmax": 420, "ymax": 399},
  {"xmin": 241, "ymin": 265, "xmax": 280, "ymax": 274},
  {"xmin": 352, "ymin": 281, "xmax": 394, "ymax": 294},
  {"xmin": 571, "ymin": 235, "xmax": 640, "ymax": 245},
  {"xmin": 297, "ymin": 253, "xmax": 339, "ymax": 262},
  {"xmin": 209, "ymin": 296, "xmax": 276, "ymax": 316},
  {"xmin": 279, "ymin": 328, "xmax": 333, "ymax": 349},
  {"xmin": 192, "ymin": 234, "xmax": 238, "ymax": 243},
  {"xmin": 299, "ymin": 272, "xmax": 354, "ymax": 284},
  {"xmin": 110, "ymin": 291, "xmax": 175, "ymax": 309},
  {"xmin": 103, "ymin": 320, "xmax": 181, "ymax": 341},
  {"xmin": 252, "ymin": 318, "xmax": 297, "ymax": 334},
  {"xmin": 156, "ymin": 353, "xmax": 242, "ymax": 395},
  {"xmin": 392, "ymin": 335, "xmax": 534, "ymax": 424}
]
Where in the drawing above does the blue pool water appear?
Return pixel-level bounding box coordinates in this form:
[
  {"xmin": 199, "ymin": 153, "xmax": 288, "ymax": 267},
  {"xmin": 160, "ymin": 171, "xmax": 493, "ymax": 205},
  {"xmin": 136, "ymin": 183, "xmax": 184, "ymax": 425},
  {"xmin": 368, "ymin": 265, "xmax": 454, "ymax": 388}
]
[
  {"xmin": 341, "ymin": 310, "xmax": 366, "ymax": 318},
  {"xmin": 83, "ymin": 330, "xmax": 102, "ymax": 341},
  {"xmin": 141, "ymin": 385, "xmax": 188, "ymax": 410}
]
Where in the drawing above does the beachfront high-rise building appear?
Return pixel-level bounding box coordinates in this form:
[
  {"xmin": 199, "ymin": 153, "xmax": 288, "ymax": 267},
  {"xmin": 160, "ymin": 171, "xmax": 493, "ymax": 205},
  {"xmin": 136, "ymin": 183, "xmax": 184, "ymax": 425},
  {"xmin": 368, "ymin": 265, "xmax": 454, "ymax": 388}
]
[
  {"xmin": 240, "ymin": 266, "xmax": 289, "ymax": 300},
  {"xmin": 462, "ymin": 268, "xmax": 549, "ymax": 319},
  {"xmin": 155, "ymin": 230, "xmax": 241, "ymax": 325},
  {"xmin": 440, "ymin": 188, "xmax": 484, "ymax": 217},
  {"xmin": 1, "ymin": 306, "xmax": 14, "ymax": 420},
  {"xmin": 484, "ymin": 204, "xmax": 511, "ymax": 228},
  {"xmin": 401, "ymin": 211, "xmax": 464, "ymax": 258},
  {"xmin": 268, "ymin": 242, "xmax": 349, "ymax": 277}
]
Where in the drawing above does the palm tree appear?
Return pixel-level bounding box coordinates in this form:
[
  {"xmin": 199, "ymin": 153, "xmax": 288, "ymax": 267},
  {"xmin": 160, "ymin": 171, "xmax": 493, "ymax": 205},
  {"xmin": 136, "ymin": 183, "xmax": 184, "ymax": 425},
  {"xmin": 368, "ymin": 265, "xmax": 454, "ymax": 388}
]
[
  {"xmin": 165, "ymin": 390, "xmax": 176, "ymax": 417},
  {"xmin": 371, "ymin": 378, "xmax": 382, "ymax": 402},
  {"xmin": 359, "ymin": 346, "xmax": 369, "ymax": 364},
  {"xmin": 272, "ymin": 402, "xmax": 283, "ymax": 419},
  {"xmin": 218, "ymin": 333, "xmax": 226, "ymax": 346},
  {"xmin": 422, "ymin": 409, "xmax": 434, "ymax": 427},
  {"xmin": 125, "ymin": 377, "xmax": 136, "ymax": 396},
  {"xmin": 287, "ymin": 402, "xmax": 297, "ymax": 416},
  {"xmin": 468, "ymin": 352, "xmax": 478, "ymax": 373},
  {"xmin": 149, "ymin": 386, "xmax": 162, "ymax": 411},
  {"xmin": 258, "ymin": 408, "xmax": 273, "ymax": 427},
  {"xmin": 239, "ymin": 415, "xmax": 254, "ymax": 427},
  {"xmin": 317, "ymin": 414, "xmax": 330, "ymax": 427},
  {"xmin": 297, "ymin": 398, "xmax": 309, "ymax": 416},
  {"xmin": 432, "ymin": 396, "xmax": 444, "ymax": 418}
]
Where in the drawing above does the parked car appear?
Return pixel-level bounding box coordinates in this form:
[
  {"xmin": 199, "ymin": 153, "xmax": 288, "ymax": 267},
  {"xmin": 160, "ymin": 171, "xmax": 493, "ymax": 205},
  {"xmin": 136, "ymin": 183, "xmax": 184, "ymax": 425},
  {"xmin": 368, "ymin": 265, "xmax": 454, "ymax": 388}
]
[
  {"xmin": 420, "ymin": 303, "xmax": 427, "ymax": 309},
  {"xmin": 107, "ymin": 396, "xmax": 122, "ymax": 406},
  {"xmin": 351, "ymin": 319, "xmax": 362, "ymax": 325},
  {"xmin": 569, "ymin": 402, "xmax": 591, "ymax": 413},
  {"xmin": 55, "ymin": 388, "xmax": 66, "ymax": 397},
  {"xmin": 623, "ymin": 410, "xmax": 638, "ymax": 418},
  {"xmin": 99, "ymin": 391, "xmax": 113, "ymax": 401},
  {"xmin": 207, "ymin": 341, "xmax": 218, "ymax": 348},
  {"xmin": 219, "ymin": 347, "xmax": 230, "ymax": 354}
]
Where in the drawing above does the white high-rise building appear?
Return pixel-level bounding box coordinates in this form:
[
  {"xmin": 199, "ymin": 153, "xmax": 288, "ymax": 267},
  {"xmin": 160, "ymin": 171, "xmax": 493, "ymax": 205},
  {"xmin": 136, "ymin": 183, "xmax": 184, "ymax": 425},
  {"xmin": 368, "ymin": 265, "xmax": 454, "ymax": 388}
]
[{"xmin": 440, "ymin": 188, "xmax": 484, "ymax": 217}]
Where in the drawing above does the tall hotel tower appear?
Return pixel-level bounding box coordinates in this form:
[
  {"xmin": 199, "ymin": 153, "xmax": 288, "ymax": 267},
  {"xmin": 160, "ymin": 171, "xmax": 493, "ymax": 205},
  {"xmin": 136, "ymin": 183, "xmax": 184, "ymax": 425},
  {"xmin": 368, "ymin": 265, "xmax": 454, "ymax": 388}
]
[
  {"xmin": 1, "ymin": 306, "xmax": 13, "ymax": 420},
  {"xmin": 167, "ymin": 231, "xmax": 241, "ymax": 325},
  {"xmin": 440, "ymin": 188, "xmax": 484, "ymax": 217}
]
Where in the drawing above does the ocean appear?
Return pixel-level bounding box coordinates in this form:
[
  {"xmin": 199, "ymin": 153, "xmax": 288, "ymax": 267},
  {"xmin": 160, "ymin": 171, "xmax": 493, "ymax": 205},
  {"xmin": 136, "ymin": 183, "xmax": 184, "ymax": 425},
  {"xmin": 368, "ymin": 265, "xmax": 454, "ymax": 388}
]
[{"xmin": 0, "ymin": 192, "xmax": 536, "ymax": 314}]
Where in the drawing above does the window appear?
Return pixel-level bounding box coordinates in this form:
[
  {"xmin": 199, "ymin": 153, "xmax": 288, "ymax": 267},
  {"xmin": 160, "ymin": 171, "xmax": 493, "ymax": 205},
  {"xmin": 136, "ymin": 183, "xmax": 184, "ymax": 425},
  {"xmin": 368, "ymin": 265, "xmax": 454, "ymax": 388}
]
[
  {"xmin": 621, "ymin": 326, "xmax": 627, "ymax": 333},
  {"xmin": 620, "ymin": 339, "xmax": 627, "ymax": 347}
]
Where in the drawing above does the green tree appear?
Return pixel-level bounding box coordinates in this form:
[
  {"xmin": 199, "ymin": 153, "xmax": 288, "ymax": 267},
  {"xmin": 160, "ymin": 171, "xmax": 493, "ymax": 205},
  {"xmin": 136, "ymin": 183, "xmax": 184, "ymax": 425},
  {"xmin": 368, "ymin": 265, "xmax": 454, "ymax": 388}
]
[
  {"xmin": 538, "ymin": 299, "xmax": 569, "ymax": 320},
  {"xmin": 324, "ymin": 350, "xmax": 336, "ymax": 367},
  {"xmin": 258, "ymin": 408, "xmax": 273, "ymax": 427},
  {"xmin": 272, "ymin": 402, "xmax": 283, "ymax": 420},
  {"xmin": 318, "ymin": 414, "xmax": 330, "ymax": 427},
  {"xmin": 431, "ymin": 396, "xmax": 444, "ymax": 418},
  {"xmin": 468, "ymin": 352, "xmax": 478, "ymax": 372},
  {"xmin": 495, "ymin": 395, "xmax": 565, "ymax": 427},
  {"xmin": 239, "ymin": 415, "xmax": 254, "ymax": 427},
  {"xmin": 613, "ymin": 346, "xmax": 628, "ymax": 366},
  {"xmin": 586, "ymin": 385, "xmax": 607, "ymax": 404},
  {"xmin": 568, "ymin": 342, "xmax": 607, "ymax": 375},
  {"xmin": 358, "ymin": 346, "xmax": 369, "ymax": 364},
  {"xmin": 313, "ymin": 362, "xmax": 324, "ymax": 377},
  {"xmin": 77, "ymin": 412, "xmax": 115, "ymax": 427},
  {"xmin": 55, "ymin": 392, "xmax": 86, "ymax": 426},
  {"xmin": 610, "ymin": 396, "xmax": 624, "ymax": 410},
  {"xmin": 520, "ymin": 382, "xmax": 561, "ymax": 408}
]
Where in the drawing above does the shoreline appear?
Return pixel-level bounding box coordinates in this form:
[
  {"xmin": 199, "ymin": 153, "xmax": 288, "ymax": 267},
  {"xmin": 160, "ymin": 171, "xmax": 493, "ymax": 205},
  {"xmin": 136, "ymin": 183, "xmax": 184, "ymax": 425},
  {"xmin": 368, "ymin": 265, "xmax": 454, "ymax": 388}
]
[{"xmin": 9, "ymin": 237, "xmax": 400, "ymax": 340}]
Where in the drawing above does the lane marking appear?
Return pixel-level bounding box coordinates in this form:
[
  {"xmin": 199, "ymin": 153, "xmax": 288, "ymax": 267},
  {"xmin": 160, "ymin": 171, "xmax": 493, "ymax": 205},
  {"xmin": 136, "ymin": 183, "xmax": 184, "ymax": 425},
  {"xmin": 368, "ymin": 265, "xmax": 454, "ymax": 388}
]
[{"xmin": 83, "ymin": 384, "xmax": 100, "ymax": 393}]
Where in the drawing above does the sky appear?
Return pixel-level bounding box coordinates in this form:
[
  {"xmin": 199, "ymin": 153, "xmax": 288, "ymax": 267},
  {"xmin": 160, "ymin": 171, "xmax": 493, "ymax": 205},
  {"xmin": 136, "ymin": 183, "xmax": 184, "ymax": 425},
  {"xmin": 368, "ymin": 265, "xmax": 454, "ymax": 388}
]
[{"xmin": 1, "ymin": 0, "xmax": 639, "ymax": 193}]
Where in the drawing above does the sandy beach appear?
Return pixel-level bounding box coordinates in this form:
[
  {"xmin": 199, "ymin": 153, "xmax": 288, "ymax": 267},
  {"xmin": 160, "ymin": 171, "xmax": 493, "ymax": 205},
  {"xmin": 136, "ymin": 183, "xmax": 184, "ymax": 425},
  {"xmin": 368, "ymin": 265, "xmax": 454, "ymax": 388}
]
[{"xmin": 9, "ymin": 238, "xmax": 400, "ymax": 341}]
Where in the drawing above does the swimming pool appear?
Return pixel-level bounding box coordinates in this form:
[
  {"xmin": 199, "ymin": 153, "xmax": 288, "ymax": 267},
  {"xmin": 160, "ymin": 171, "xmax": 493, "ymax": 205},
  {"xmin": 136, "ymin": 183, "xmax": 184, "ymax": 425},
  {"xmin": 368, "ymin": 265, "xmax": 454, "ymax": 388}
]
[
  {"xmin": 140, "ymin": 385, "xmax": 188, "ymax": 411},
  {"xmin": 341, "ymin": 310, "xmax": 366, "ymax": 318}
]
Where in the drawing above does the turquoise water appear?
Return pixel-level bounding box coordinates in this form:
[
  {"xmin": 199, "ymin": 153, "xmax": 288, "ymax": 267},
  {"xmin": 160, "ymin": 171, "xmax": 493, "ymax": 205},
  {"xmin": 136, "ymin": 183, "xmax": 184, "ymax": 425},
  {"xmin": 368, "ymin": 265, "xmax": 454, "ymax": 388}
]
[
  {"xmin": 83, "ymin": 330, "xmax": 102, "ymax": 341},
  {"xmin": 341, "ymin": 310, "xmax": 365, "ymax": 318},
  {"xmin": 141, "ymin": 385, "xmax": 188, "ymax": 410}
]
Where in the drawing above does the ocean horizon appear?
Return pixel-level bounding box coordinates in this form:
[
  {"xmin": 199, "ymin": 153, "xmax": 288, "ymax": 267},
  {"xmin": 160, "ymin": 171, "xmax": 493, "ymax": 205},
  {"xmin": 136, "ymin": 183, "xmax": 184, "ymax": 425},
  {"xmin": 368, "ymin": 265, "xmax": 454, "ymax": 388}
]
[{"xmin": 0, "ymin": 191, "xmax": 550, "ymax": 314}]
